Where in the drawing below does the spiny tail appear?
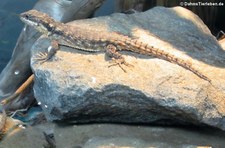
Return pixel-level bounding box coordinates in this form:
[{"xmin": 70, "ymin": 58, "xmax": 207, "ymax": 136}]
[{"xmin": 126, "ymin": 39, "xmax": 211, "ymax": 83}]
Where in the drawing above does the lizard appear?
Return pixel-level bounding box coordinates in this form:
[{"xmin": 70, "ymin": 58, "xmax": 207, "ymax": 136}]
[{"xmin": 19, "ymin": 9, "xmax": 211, "ymax": 83}]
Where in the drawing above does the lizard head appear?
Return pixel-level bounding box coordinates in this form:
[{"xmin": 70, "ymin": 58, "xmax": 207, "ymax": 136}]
[{"xmin": 20, "ymin": 10, "xmax": 57, "ymax": 35}]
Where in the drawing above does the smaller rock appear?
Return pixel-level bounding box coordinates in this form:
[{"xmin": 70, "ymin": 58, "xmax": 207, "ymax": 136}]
[
  {"xmin": 0, "ymin": 123, "xmax": 54, "ymax": 148},
  {"xmin": 2, "ymin": 123, "xmax": 225, "ymax": 148}
]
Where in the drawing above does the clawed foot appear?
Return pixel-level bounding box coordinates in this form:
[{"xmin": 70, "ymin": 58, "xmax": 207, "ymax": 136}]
[
  {"xmin": 108, "ymin": 58, "xmax": 133, "ymax": 72},
  {"xmin": 33, "ymin": 52, "xmax": 49, "ymax": 64},
  {"xmin": 106, "ymin": 44, "xmax": 133, "ymax": 72},
  {"xmin": 33, "ymin": 40, "xmax": 59, "ymax": 64}
]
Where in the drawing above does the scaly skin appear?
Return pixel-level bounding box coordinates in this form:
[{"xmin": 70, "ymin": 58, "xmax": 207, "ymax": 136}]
[{"xmin": 20, "ymin": 10, "xmax": 211, "ymax": 82}]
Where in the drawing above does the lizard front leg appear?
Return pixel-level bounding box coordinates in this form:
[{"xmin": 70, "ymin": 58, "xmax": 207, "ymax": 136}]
[
  {"xmin": 105, "ymin": 44, "xmax": 133, "ymax": 72},
  {"xmin": 33, "ymin": 40, "xmax": 59, "ymax": 64}
]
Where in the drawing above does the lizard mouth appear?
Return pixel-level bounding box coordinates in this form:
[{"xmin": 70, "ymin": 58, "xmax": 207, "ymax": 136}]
[{"xmin": 20, "ymin": 16, "xmax": 38, "ymax": 27}]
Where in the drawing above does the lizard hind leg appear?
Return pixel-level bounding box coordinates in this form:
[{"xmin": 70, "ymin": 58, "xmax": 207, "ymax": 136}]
[{"xmin": 105, "ymin": 44, "xmax": 133, "ymax": 72}]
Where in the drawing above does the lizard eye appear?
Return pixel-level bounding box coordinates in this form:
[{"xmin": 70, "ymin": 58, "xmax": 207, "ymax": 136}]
[{"xmin": 24, "ymin": 14, "xmax": 29, "ymax": 19}]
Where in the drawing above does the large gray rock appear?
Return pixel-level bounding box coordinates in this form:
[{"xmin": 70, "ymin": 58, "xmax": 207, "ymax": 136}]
[{"xmin": 31, "ymin": 7, "xmax": 225, "ymax": 130}]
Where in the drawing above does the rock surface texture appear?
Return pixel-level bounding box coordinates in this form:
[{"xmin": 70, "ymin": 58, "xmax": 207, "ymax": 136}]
[{"xmin": 31, "ymin": 7, "xmax": 225, "ymax": 130}]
